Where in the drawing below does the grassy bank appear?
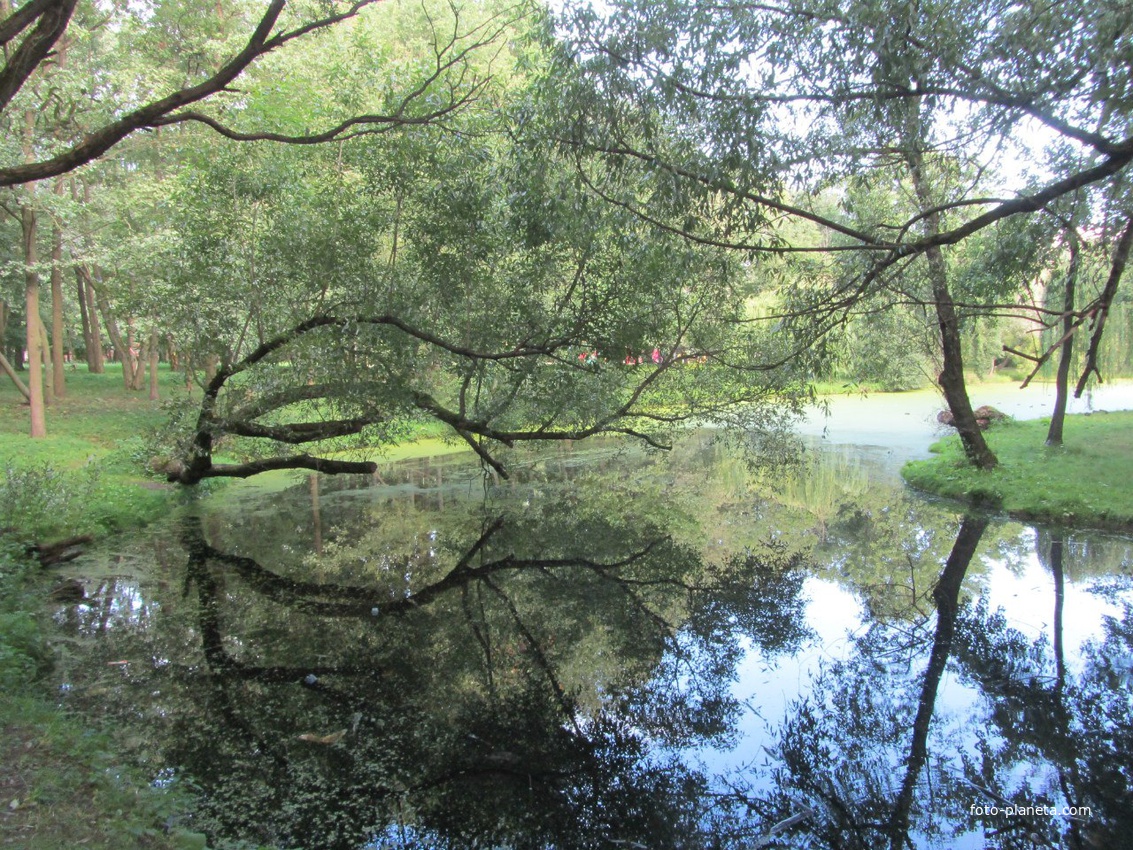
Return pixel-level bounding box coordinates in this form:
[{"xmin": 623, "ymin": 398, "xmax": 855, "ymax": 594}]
[
  {"xmin": 0, "ymin": 367, "xmax": 206, "ymax": 848},
  {"xmin": 902, "ymin": 411, "xmax": 1133, "ymax": 530}
]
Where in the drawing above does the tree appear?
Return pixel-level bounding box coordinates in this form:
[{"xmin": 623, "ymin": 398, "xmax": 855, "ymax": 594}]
[
  {"xmin": 161, "ymin": 97, "xmax": 808, "ymax": 483},
  {"xmin": 551, "ymin": 0, "xmax": 1133, "ymax": 466},
  {"xmin": 998, "ymin": 199, "xmax": 1133, "ymax": 446},
  {"xmin": 0, "ymin": 0, "xmax": 502, "ymax": 186},
  {"xmin": 1, "ymin": 0, "xmax": 518, "ymax": 436}
]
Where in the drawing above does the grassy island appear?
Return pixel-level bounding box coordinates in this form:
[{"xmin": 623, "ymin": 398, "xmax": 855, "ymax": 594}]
[{"xmin": 902, "ymin": 411, "xmax": 1133, "ymax": 531}]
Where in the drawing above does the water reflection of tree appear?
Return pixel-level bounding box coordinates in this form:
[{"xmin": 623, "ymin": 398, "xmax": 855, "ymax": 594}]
[
  {"xmin": 54, "ymin": 442, "xmax": 1133, "ymax": 848},
  {"xmin": 58, "ymin": 499, "xmax": 811, "ymax": 850},
  {"xmin": 752, "ymin": 515, "xmax": 988, "ymax": 849},
  {"xmin": 951, "ymin": 533, "xmax": 1133, "ymax": 849},
  {"xmin": 753, "ymin": 518, "xmax": 1133, "ymax": 850}
]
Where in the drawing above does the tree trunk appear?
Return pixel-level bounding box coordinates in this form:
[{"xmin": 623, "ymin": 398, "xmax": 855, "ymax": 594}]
[
  {"xmin": 50, "ymin": 179, "xmax": 66, "ymax": 398},
  {"xmin": 930, "ymin": 260, "xmax": 997, "ymax": 467},
  {"xmin": 1047, "ymin": 236, "xmax": 1080, "ymax": 446},
  {"xmin": 76, "ymin": 265, "xmax": 93, "ymax": 367},
  {"xmin": 75, "ymin": 264, "xmax": 108, "ymax": 372},
  {"xmin": 125, "ymin": 317, "xmax": 145, "ymax": 390},
  {"xmin": 86, "ymin": 269, "xmax": 104, "ymax": 371},
  {"xmin": 72, "ymin": 179, "xmax": 105, "ymax": 373},
  {"xmin": 23, "ymin": 203, "xmax": 46, "ymax": 437},
  {"xmin": 908, "ymin": 147, "xmax": 997, "ymax": 469},
  {"xmin": 38, "ymin": 314, "xmax": 53, "ymax": 405},
  {"xmin": 22, "ymin": 105, "xmax": 47, "ymax": 436},
  {"xmin": 1075, "ymin": 215, "xmax": 1133, "ymax": 397},
  {"xmin": 125, "ymin": 319, "xmax": 136, "ymax": 387},
  {"xmin": 309, "ymin": 474, "xmax": 323, "ymax": 555},
  {"xmin": 89, "ymin": 277, "xmax": 133, "ymax": 386},
  {"xmin": 183, "ymin": 353, "xmax": 195, "ymax": 391},
  {"xmin": 148, "ymin": 326, "xmax": 160, "ymax": 401}
]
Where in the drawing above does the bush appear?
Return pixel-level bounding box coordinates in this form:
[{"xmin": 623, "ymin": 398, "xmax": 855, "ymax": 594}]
[
  {"xmin": 0, "ymin": 462, "xmax": 104, "ymax": 542},
  {"xmin": 0, "ymin": 460, "xmax": 168, "ymax": 542},
  {"xmin": 0, "ymin": 542, "xmax": 51, "ymax": 689}
]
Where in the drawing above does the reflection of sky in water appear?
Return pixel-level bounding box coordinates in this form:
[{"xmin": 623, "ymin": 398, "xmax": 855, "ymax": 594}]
[
  {"xmin": 981, "ymin": 552, "xmax": 1122, "ymax": 658},
  {"xmin": 704, "ymin": 578, "xmax": 864, "ymax": 771},
  {"xmin": 52, "ymin": 578, "xmax": 153, "ymax": 633},
  {"xmin": 678, "ymin": 517, "xmax": 1133, "ymax": 836}
]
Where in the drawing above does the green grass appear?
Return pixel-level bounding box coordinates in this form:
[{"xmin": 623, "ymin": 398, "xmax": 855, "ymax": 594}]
[
  {"xmin": 0, "ymin": 694, "xmax": 207, "ymax": 850},
  {"xmin": 902, "ymin": 411, "xmax": 1133, "ymax": 530},
  {"xmin": 0, "ymin": 365, "xmax": 179, "ymax": 541}
]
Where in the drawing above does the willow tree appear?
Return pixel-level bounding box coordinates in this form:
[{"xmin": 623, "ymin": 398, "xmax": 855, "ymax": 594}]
[
  {"xmin": 551, "ymin": 0, "xmax": 1133, "ymax": 469},
  {"xmin": 162, "ymin": 87, "xmax": 810, "ymax": 483}
]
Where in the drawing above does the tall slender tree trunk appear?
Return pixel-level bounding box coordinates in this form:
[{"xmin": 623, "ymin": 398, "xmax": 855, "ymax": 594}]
[
  {"xmin": 50, "ymin": 178, "xmax": 66, "ymax": 398},
  {"xmin": 1047, "ymin": 236, "xmax": 1080, "ymax": 446},
  {"xmin": 22, "ymin": 106, "xmax": 47, "ymax": 437},
  {"xmin": 72, "ymin": 179, "xmax": 105, "ymax": 373},
  {"xmin": 86, "ymin": 270, "xmax": 104, "ymax": 372},
  {"xmin": 907, "ymin": 146, "xmax": 997, "ymax": 470},
  {"xmin": 23, "ymin": 205, "xmax": 46, "ymax": 437},
  {"xmin": 89, "ymin": 278, "xmax": 132, "ymax": 387},
  {"xmin": 76, "ymin": 266, "xmax": 93, "ymax": 367},
  {"xmin": 309, "ymin": 474, "xmax": 323, "ymax": 554},
  {"xmin": 125, "ymin": 317, "xmax": 145, "ymax": 390},
  {"xmin": 38, "ymin": 315, "xmax": 53, "ymax": 404},
  {"xmin": 1075, "ymin": 215, "xmax": 1133, "ymax": 397},
  {"xmin": 148, "ymin": 326, "xmax": 160, "ymax": 401}
]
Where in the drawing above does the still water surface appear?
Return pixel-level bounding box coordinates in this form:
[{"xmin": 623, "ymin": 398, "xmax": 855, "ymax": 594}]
[{"xmin": 51, "ymin": 389, "xmax": 1133, "ymax": 849}]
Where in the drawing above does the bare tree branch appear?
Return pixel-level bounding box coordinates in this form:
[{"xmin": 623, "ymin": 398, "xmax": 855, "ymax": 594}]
[
  {"xmin": 1075, "ymin": 213, "xmax": 1133, "ymax": 397},
  {"xmin": 182, "ymin": 453, "xmax": 377, "ymax": 481},
  {"xmin": 2, "ymin": 0, "xmax": 528, "ymax": 186},
  {"xmin": 220, "ymin": 417, "xmax": 375, "ymax": 444}
]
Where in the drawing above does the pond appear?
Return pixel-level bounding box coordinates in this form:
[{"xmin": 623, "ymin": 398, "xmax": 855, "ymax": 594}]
[{"xmin": 48, "ymin": 389, "xmax": 1133, "ymax": 850}]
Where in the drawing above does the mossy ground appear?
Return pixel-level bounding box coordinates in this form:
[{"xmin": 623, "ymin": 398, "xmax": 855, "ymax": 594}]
[{"xmin": 902, "ymin": 411, "xmax": 1133, "ymax": 530}]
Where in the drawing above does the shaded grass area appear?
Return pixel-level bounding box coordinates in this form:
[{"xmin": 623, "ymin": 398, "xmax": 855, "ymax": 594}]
[
  {"xmin": 0, "ymin": 696, "xmax": 208, "ymax": 849},
  {"xmin": 0, "ymin": 365, "xmax": 178, "ymax": 540},
  {"xmin": 902, "ymin": 411, "xmax": 1133, "ymax": 530}
]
